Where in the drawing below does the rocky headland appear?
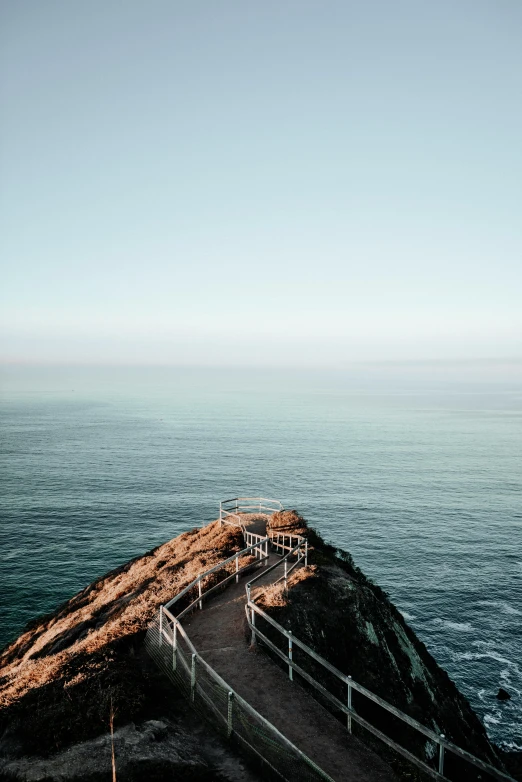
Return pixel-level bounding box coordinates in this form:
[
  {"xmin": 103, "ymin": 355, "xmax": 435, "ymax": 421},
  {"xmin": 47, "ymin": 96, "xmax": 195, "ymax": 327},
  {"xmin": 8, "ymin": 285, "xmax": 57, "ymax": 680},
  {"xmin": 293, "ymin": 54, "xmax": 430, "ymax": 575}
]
[{"xmin": 0, "ymin": 512, "xmax": 519, "ymax": 781}]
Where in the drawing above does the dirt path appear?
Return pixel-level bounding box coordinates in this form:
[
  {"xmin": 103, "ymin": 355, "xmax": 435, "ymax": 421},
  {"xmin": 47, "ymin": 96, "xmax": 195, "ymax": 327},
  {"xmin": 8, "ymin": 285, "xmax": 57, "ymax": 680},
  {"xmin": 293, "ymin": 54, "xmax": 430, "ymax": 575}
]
[{"xmin": 183, "ymin": 524, "xmax": 397, "ymax": 782}]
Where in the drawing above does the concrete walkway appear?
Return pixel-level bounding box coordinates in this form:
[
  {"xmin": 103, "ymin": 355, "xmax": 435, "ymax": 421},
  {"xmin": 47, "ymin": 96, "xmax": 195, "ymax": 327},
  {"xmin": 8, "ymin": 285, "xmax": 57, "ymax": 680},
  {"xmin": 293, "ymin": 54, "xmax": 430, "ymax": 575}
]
[{"xmin": 183, "ymin": 520, "xmax": 396, "ymax": 782}]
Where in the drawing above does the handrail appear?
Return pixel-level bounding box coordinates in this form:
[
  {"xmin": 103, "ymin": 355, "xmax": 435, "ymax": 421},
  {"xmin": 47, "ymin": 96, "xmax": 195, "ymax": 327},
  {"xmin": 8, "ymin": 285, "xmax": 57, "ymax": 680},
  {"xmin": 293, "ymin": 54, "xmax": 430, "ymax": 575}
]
[
  {"xmin": 246, "ymin": 540, "xmax": 305, "ymax": 603},
  {"xmin": 219, "ymin": 497, "xmax": 284, "ymax": 526},
  {"xmin": 157, "ymin": 609, "xmax": 334, "ymax": 781},
  {"xmin": 150, "ymin": 500, "xmax": 515, "ymax": 782},
  {"xmin": 165, "ymin": 535, "xmax": 269, "ymax": 609},
  {"xmin": 247, "ymin": 586, "xmax": 515, "ymax": 782},
  {"xmin": 151, "ymin": 517, "xmax": 331, "ymax": 782},
  {"xmin": 221, "ymin": 499, "xmax": 282, "ymax": 506}
]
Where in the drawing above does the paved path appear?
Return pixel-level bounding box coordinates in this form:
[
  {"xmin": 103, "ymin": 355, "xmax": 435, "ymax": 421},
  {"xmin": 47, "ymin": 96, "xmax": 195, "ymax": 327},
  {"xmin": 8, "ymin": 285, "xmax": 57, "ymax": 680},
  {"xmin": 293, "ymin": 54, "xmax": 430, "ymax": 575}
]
[{"xmin": 183, "ymin": 520, "xmax": 396, "ymax": 782}]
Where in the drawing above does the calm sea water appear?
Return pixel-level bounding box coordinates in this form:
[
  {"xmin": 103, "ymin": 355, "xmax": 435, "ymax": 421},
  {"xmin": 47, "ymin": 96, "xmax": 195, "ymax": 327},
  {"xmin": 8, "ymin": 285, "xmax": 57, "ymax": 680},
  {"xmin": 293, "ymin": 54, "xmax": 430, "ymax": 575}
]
[{"xmin": 0, "ymin": 366, "xmax": 521, "ymax": 749}]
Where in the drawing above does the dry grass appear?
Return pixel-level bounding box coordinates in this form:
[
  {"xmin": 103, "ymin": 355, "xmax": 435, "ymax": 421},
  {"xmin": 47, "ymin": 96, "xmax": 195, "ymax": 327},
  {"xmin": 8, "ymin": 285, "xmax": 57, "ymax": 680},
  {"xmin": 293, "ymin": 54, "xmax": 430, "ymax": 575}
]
[
  {"xmin": 267, "ymin": 510, "xmax": 308, "ymax": 536},
  {"xmin": 257, "ymin": 565, "xmax": 318, "ymax": 608},
  {"xmin": 0, "ymin": 520, "xmax": 243, "ymax": 710}
]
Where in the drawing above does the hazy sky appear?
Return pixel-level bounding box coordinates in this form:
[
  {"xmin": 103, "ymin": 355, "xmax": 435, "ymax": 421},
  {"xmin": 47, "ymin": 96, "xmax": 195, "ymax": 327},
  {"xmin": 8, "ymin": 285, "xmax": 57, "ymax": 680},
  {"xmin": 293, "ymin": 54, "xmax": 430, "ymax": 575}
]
[{"xmin": 1, "ymin": 0, "xmax": 521, "ymax": 366}]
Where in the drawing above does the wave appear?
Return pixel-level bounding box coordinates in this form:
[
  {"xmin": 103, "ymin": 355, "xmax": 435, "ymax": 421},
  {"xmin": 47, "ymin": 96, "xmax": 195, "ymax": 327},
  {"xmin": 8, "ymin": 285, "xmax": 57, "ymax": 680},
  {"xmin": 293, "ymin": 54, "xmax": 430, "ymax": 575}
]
[
  {"xmin": 484, "ymin": 713, "xmax": 501, "ymax": 726},
  {"xmin": 477, "ymin": 600, "xmax": 522, "ymax": 617},
  {"xmin": 434, "ymin": 619, "xmax": 474, "ymax": 632}
]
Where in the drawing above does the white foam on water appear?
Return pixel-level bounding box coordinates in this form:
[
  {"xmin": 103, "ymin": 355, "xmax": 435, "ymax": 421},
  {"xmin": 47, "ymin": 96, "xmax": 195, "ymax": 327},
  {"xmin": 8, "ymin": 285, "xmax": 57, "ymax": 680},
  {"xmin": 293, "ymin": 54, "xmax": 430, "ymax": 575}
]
[
  {"xmin": 501, "ymin": 603, "xmax": 522, "ymax": 616},
  {"xmin": 400, "ymin": 610, "xmax": 416, "ymax": 621},
  {"xmin": 500, "ymin": 668, "xmax": 512, "ymax": 685},
  {"xmin": 467, "ymin": 650, "xmax": 515, "ymax": 667},
  {"xmin": 3, "ymin": 550, "xmax": 22, "ymax": 561},
  {"xmin": 454, "ymin": 650, "xmax": 478, "ymax": 661},
  {"xmin": 443, "ymin": 620, "xmax": 474, "ymax": 632},
  {"xmin": 477, "ymin": 600, "xmax": 522, "ymax": 616},
  {"xmin": 503, "ymin": 740, "xmax": 522, "ymax": 752},
  {"xmin": 432, "ymin": 617, "xmax": 474, "ymax": 632},
  {"xmin": 484, "ymin": 713, "xmax": 501, "ymax": 726},
  {"xmin": 472, "ymin": 639, "xmax": 493, "ymax": 648}
]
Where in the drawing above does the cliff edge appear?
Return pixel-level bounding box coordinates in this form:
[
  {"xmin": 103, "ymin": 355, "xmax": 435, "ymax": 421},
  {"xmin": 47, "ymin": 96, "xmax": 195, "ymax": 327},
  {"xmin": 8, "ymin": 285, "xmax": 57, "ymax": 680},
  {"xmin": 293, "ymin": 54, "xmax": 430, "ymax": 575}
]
[{"xmin": 0, "ymin": 513, "xmax": 518, "ymax": 781}]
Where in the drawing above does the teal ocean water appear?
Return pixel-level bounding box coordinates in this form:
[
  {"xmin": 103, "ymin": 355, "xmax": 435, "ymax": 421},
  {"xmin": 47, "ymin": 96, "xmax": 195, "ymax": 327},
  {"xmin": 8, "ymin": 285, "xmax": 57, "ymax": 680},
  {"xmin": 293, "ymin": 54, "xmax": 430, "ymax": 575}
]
[{"xmin": 0, "ymin": 365, "xmax": 521, "ymax": 749}]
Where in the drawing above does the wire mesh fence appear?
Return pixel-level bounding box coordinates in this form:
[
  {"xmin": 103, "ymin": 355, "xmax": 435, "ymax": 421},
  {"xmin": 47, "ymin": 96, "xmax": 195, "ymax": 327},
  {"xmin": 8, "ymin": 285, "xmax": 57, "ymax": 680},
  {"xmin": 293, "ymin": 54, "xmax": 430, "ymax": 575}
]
[{"xmin": 145, "ymin": 614, "xmax": 334, "ymax": 782}]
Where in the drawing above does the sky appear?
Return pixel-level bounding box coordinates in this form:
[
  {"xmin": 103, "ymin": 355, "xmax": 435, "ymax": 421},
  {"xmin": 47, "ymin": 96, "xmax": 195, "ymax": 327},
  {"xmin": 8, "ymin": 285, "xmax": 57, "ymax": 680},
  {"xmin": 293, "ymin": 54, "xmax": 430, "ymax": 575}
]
[{"xmin": 1, "ymin": 0, "xmax": 521, "ymax": 367}]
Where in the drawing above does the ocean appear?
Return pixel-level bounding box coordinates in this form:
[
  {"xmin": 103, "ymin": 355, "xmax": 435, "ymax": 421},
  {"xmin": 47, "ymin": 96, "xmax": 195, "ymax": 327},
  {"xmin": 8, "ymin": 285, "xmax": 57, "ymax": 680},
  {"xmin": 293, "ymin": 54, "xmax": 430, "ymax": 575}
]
[{"xmin": 0, "ymin": 365, "xmax": 520, "ymax": 750}]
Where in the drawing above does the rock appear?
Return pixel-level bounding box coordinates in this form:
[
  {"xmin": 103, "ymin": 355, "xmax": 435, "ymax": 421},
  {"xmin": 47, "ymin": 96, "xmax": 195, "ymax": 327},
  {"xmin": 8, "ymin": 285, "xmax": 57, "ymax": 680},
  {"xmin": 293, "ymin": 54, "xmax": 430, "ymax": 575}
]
[
  {"xmin": 501, "ymin": 749, "xmax": 522, "ymax": 781},
  {"xmin": 0, "ymin": 515, "xmax": 512, "ymax": 782},
  {"xmin": 257, "ymin": 519, "xmax": 506, "ymax": 780},
  {"xmin": 496, "ymin": 687, "xmax": 511, "ymax": 701},
  {"xmin": 0, "ymin": 717, "xmax": 260, "ymax": 781},
  {"xmin": 0, "ymin": 719, "xmax": 217, "ymax": 781},
  {"xmin": 0, "ymin": 520, "xmax": 260, "ymax": 782}
]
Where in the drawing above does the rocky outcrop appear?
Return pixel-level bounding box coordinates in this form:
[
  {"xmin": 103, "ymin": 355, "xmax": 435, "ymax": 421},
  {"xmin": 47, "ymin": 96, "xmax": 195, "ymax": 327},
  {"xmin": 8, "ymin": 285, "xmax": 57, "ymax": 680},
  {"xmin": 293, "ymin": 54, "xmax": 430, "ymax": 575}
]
[
  {"xmin": 2, "ymin": 720, "xmax": 219, "ymax": 782},
  {"xmin": 0, "ymin": 522, "xmax": 259, "ymax": 781},
  {"xmin": 0, "ymin": 514, "xmax": 517, "ymax": 781},
  {"xmin": 259, "ymin": 514, "xmax": 510, "ymax": 781}
]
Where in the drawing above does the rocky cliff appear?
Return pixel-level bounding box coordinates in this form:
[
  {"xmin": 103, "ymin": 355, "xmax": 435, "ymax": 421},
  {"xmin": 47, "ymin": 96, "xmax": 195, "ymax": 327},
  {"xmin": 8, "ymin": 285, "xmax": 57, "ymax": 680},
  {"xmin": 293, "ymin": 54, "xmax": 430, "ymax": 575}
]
[
  {"xmin": 0, "ymin": 515, "xmax": 518, "ymax": 781},
  {"xmin": 0, "ymin": 522, "xmax": 259, "ymax": 781},
  {"xmin": 260, "ymin": 511, "xmax": 515, "ymax": 781}
]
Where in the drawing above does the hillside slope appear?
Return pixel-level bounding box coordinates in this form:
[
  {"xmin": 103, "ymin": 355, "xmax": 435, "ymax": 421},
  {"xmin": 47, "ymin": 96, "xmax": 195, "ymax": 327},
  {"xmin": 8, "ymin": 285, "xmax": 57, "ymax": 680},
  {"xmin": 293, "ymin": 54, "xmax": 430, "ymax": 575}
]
[
  {"xmin": 0, "ymin": 521, "xmax": 259, "ymax": 781},
  {"xmin": 0, "ymin": 514, "xmax": 517, "ymax": 781},
  {"xmin": 259, "ymin": 510, "xmax": 511, "ymax": 781}
]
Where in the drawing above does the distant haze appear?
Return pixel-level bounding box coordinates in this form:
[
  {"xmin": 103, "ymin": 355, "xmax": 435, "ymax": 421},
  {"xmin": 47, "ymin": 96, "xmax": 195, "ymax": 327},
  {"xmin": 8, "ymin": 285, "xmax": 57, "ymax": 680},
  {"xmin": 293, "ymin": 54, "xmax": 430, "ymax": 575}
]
[{"xmin": 1, "ymin": 1, "xmax": 521, "ymax": 366}]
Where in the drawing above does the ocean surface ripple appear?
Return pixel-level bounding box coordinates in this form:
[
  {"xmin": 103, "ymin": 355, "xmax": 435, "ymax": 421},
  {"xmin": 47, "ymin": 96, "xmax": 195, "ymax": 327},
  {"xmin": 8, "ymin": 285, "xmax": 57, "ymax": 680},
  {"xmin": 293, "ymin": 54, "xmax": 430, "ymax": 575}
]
[{"xmin": 0, "ymin": 366, "xmax": 520, "ymax": 750}]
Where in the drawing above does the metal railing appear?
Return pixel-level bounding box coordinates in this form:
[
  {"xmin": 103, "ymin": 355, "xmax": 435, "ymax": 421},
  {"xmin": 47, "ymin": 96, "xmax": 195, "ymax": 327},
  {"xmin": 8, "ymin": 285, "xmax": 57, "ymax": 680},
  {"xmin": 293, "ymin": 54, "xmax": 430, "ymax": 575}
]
[
  {"xmin": 146, "ymin": 528, "xmax": 332, "ymax": 782},
  {"xmin": 147, "ymin": 500, "xmax": 515, "ymax": 782},
  {"xmin": 220, "ymin": 496, "xmax": 284, "ymax": 527},
  {"xmin": 246, "ymin": 565, "xmax": 515, "ymax": 782},
  {"xmin": 244, "ymin": 530, "xmax": 270, "ymax": 562}
]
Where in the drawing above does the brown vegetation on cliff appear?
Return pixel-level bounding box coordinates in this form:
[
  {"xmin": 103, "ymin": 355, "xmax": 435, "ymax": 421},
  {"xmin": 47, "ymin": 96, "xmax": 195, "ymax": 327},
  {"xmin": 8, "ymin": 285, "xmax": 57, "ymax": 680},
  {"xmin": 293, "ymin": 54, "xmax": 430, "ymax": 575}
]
[{"xmin": 0, "ymin": 522, "xmax": 246, "ymax": 761}]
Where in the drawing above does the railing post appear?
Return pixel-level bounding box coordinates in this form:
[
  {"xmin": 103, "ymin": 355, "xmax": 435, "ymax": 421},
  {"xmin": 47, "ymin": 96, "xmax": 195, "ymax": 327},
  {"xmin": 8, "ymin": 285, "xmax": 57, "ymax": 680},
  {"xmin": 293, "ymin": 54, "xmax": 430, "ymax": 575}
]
[
  {"xmin": 219, "ymin": 501, "xmax": 222, "ymax": 527},
  {"xmin": 347, "ymin": 676, "xmax": 353, "ymax": 733},
  {"xmin": 251, "ymin": 605, "xmax": 256, "ymax": 646},
  {"xmin": 235, "ymin": 556, "xmax": 239, "ymax": 583},
  {"xmin": 159, "ymin": 605, "xmax": 163, "ymax": 647},
  {"xmin": 191, "ymin": 653, "xmax": 197, "ymax": 702},
  {"xmin": 288, "ymin": 631, "xmax": 293, "ymax": 681},
  {"xmin": 227, "ymin": 691, "xmax": 234, "ymax": 737},
  {"xmin": 438, "ymin": 735, "xmax": 445, "ymax": 776},
  {"xmin": 198, "ymin": 577, "xmax": 203, "ymax": 610},
  {"xmin": 172, "ymin": 621, "xmax": 177, "ymax": 671},
  {"xmin": 284, "ymin": 558, "xmax": 288, "ymax": 586},
  {"xmin": 305, "ymin": 540, "xmax": 308, "ymax": 566},
  {"xmin": 265, "ymin": 538, "xmax": 268, "ymax": 564}
]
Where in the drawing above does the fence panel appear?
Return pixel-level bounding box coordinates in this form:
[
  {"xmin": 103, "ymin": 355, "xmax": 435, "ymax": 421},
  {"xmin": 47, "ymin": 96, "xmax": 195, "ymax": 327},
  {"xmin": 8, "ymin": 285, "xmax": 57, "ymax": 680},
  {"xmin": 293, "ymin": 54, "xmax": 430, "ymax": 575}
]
[{"xmin": 145, "ymin": 615, "xmax": 334, "ymax": 782}]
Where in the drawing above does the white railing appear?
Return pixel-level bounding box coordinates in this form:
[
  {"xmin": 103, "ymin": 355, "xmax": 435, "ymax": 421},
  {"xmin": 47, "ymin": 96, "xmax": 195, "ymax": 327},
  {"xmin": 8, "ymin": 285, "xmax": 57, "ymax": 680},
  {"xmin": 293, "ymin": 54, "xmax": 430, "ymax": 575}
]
[
  {"xmin": 147, "ymin": 529, "xmax": 332, "ymax": 782},
  {"xmin": 245, "ymin": 566, "xmax": 515, "ymax": 782},
  {"xmin": 220, "ymin": 496, "xmax": 284, "ymax": 527},
  {"xmin": 244, "ymin": 530, "xmax": 270, "ymax": 562},
  {"xmin": 147, "ymin": 500, "xmax": 515, "ymax": 782},
  {"xmin": 149, "ymin": 605, "xmax": 332, "ymax": 782},
  {"xmin": 271, "ymin": 531, "xmax": 306, "ymax": 556}
]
